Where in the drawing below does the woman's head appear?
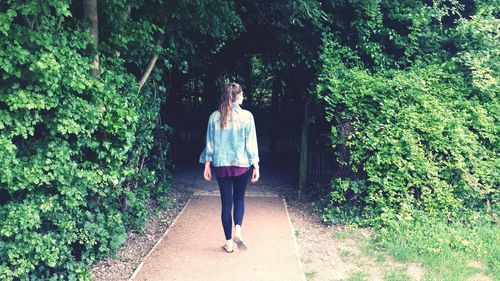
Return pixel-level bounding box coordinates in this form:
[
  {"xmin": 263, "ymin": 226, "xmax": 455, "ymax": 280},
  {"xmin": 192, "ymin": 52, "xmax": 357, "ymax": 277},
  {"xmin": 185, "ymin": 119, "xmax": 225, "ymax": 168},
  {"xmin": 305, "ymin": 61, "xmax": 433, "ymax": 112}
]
[{"xmin": 219, "ymin": 82, "xmax": 243, "ymax": 129}]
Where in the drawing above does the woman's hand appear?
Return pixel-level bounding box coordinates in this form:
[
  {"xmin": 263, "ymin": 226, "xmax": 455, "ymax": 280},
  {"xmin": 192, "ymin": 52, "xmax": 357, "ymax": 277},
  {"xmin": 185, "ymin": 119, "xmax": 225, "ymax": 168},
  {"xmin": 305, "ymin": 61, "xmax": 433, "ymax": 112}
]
[
  {"xmin": 203, "ymin": 162, "xmax": 211, "ymax": 181},
  {"xmin": 251, "ymin": 167, "xmax": 260, "ymax": 183}
]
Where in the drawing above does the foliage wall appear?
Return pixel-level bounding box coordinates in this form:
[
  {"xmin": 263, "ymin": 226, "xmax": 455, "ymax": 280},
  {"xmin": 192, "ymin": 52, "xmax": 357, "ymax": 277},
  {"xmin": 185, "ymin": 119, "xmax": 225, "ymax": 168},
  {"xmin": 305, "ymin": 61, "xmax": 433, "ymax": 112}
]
[
  {"xmin": 0, "ymin": 0, "xmax": 242, "ymax": 279},
  {"xmin": 315, "ymin": 1, "xmax": 499, "ymax": 227}
]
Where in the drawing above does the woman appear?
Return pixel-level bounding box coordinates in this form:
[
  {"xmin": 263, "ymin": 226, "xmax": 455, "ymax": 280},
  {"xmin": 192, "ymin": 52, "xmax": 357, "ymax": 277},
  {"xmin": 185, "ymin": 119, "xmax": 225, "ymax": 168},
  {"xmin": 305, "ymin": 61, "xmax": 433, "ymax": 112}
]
[{"xmin": 199, "ymin": 82, "xmax": 260, "ymax": 253}]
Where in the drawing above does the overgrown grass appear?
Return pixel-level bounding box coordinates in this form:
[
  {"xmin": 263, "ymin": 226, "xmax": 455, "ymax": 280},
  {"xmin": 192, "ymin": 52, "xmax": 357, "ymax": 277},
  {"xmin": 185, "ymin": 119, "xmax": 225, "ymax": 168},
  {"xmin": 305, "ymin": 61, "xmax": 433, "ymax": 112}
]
[
  {"xmin": 305, "ymin": 270, "xmax": 318, "ymax": 280},
  {"xmin": 373, "ymin": 213, "xmax": 499, "ymax": 281},
  {"xmin": 323, "ymin": 203, "xmax": 499, "ymax": 280},
  {"xmin": 346, "ymin": 271, "xmax": 369, "ymax": 281},
  {"xmin": 383, "ymin": 268, "xmax": 412, "ymax": 281}
]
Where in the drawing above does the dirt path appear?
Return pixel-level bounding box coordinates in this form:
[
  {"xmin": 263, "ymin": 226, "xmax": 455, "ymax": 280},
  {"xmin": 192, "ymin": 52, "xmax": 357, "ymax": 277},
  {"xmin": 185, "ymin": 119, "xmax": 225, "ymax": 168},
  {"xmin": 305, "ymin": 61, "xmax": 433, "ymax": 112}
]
[
  {"xmin": 130, "ymin": 195, "xmax": 305, "ymax": 281},
  {"xmin": 92, "ymin": 162, "xmax": 424, "ymax": 281}
]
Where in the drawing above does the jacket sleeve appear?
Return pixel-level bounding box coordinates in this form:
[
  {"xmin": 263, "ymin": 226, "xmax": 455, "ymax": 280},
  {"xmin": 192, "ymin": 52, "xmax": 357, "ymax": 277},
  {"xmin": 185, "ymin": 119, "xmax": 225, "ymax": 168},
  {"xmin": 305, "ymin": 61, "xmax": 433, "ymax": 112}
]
[
  {"xmin": 199, "ymin": 114, "xmax": 215, "ymax": 163},
  {"xmin": 245, "ymin": 113, "xmax": 259, "ymax": 165}
]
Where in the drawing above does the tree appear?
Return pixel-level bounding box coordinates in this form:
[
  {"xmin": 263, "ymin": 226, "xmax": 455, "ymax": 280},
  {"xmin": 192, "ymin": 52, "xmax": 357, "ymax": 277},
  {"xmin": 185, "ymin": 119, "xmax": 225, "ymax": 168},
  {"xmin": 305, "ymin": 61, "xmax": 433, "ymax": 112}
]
[{"xmin": 83, "ymin": 0, "xmax": 100, "ymax": 77}]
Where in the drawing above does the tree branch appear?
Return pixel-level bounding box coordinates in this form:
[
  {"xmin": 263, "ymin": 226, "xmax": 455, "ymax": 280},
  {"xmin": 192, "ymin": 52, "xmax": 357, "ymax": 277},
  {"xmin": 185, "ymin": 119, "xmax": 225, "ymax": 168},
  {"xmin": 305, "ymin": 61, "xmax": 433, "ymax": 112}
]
[
  {"xmin": 137, "ymin": 38, "xmax": 164, "ymax": 93},
  {"xmin": 22, "ymin": 15, "xmax": 35, "ymax": 29},
  {"xmin": 138, "ymin": 54, "xmax": 159, "ymax": 92}
]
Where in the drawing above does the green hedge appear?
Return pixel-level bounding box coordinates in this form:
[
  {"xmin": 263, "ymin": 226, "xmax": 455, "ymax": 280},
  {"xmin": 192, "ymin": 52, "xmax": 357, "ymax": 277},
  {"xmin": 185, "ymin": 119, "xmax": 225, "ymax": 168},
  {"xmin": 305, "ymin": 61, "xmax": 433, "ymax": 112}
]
[
  {"xmin": 0, "ymin": 19, "xmax": 171, "ymax": 281},
  {"xmin": 316, "ymin": 9, "xmax": 499, "ymax": 227}
]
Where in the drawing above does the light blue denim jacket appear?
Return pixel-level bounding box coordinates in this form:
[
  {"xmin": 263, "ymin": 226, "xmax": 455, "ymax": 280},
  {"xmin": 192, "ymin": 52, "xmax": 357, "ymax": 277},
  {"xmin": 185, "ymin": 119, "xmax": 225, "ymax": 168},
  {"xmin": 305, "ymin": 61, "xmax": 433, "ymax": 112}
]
[{"xmin": 199, "ymin": 102, "xmax": 259, "ymax": 167}]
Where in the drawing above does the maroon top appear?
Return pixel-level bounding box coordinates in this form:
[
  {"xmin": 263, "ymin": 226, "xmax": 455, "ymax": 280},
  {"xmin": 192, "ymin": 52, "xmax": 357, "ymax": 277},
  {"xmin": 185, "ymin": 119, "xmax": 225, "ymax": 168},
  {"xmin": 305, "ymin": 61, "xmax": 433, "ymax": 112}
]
[{"xmin": 213, "ymin": 166, "xmax": 250, "ymax": 177}]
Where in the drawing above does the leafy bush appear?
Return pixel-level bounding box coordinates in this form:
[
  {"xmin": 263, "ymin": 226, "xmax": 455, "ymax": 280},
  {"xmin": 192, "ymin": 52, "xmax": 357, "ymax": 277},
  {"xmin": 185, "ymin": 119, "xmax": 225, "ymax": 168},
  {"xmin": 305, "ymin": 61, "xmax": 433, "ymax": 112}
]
[
  {"xmin": 0, "ymin": 10, "xmax": 171, "ymax": 281},
  {"xmin": 316, "ymin": 8, "xmax": 499, "ymax": 226}
]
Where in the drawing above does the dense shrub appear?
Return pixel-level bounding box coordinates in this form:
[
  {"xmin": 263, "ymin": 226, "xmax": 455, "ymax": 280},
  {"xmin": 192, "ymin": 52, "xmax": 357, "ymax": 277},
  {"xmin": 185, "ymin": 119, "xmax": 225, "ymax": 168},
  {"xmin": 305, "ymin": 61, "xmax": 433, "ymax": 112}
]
[
  {"xmin": 316, "ymin": 8, "xmax": 499, "ymax": 226},
  {"xmin": 0, "ymin": 0, "xmax": 248, "ymax": 278},
  {"xmin": 0, "ymin": 14, "xmax": 171, "ymax": 281}
]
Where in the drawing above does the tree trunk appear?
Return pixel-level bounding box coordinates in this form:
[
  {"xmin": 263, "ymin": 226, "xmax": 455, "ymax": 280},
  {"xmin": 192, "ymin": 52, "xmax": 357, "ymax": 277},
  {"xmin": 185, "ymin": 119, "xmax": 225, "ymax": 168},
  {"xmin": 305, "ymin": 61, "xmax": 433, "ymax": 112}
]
[
  {"xmin": 298, "ymin": 98, "xmax": 311, "ymax": 196},
  {"xmin": 83, "ymin": 0, "xmax": 99, "ymax": 78},
  {"xmin": 270, "ymin": 73, "xmax": 282, "ymax": 159}
]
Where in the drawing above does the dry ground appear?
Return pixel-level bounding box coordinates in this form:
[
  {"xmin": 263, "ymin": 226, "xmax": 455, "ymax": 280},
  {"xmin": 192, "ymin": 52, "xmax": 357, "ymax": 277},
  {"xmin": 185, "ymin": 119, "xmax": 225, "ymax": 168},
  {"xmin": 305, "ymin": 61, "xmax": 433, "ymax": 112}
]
[{"xmin": 286, "ymin": 197, "xmax": 425, "ymax": 281}]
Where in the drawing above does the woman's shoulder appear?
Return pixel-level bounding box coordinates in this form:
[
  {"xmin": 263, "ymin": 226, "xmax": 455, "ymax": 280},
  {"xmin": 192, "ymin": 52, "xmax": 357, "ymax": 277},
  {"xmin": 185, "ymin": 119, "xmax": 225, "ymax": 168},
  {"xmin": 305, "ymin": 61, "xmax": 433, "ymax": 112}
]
[
  {"xmin": 240, "ymin": 109, "xmax": 254, "ymax": 121},
  {"xmin": 209, "ymin": 110, "xmax": 220, "ymax": 121}
]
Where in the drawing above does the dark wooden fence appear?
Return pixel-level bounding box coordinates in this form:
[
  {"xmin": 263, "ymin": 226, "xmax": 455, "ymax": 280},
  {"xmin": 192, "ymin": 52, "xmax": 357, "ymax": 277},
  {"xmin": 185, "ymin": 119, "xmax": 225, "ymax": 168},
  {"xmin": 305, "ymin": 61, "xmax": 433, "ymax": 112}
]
[{"xmin": 308, "ymin": 145, "xmax": 335, "ymax": 183}]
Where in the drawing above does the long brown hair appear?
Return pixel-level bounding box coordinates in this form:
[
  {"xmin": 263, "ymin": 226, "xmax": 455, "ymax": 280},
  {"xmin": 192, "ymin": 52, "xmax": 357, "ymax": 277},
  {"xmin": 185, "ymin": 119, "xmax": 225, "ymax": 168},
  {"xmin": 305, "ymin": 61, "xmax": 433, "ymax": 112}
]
[{"xmin": 219, "ymin": 82, "xmax": 242, "ymax": 130}]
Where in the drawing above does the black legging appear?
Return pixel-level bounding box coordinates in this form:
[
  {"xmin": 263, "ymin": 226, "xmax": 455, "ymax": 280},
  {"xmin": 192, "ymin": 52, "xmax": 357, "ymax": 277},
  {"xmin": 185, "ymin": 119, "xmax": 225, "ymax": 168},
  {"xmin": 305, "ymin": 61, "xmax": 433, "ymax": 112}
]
[{"xmin": 215, "ymin": 168, "xmax": 253, "ymax": 240}]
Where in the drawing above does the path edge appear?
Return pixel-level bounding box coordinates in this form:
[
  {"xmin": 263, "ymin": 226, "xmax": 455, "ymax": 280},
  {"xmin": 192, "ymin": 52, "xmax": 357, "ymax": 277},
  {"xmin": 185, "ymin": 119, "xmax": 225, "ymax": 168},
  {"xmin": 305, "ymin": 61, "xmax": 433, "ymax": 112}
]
[
  {"xmin": 128, "ymin": 197, "xmax": 193, "ymax": 281},
  {"xmin": 282, "ymin": 197, "xmax": 307, "ymax": 281}
]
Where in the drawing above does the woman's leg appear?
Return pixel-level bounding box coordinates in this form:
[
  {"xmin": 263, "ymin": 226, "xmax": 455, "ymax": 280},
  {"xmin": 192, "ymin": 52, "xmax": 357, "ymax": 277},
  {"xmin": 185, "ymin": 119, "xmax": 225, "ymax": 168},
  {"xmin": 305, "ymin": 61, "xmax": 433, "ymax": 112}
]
[
  {"xmin": 216, "ymin": 176, "xmax": 233, "ymax": 241},
  {"xmin": 232, "ymin": 168, "xmax": 252, "ymax": 229}
]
